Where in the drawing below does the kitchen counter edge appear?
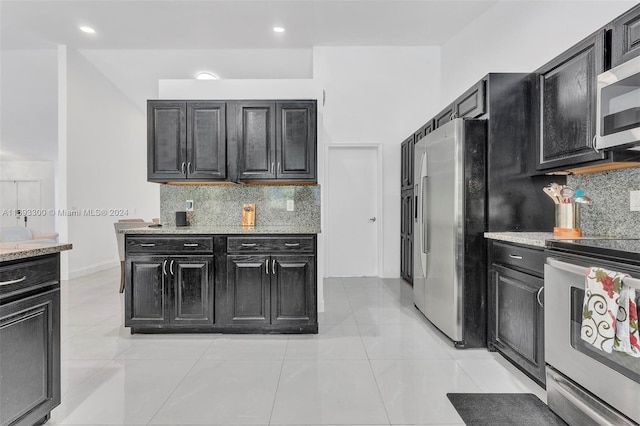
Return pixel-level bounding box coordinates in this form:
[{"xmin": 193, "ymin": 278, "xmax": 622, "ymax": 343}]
[
  {"xmin": 484, "ymin": 232, "xmax": 553, "ymax": 248},
  {"xmin": 119, "ymin": 226, "xmax": 321, "ymax": 235},
  {"xmin": 0, "ymin": 243, "xmax": 73, "ymax": 262}
]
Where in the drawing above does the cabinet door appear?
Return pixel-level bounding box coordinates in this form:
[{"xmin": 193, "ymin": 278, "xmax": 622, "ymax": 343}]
[
  {"xmin": 226, "ymin": 255, "xmax": 270, "ymax": 325},
  {"xmin": 171, "ymin": 256, "xmax": 214, "ymax": 325},
  {"xmin": 433, "ymin": 104, "xmax": 454, "ymax": 128},
  {"xmin": 536, "ymin": 32, "xmax": 606, "ymax": 171},
  {"xmin": 147, "ymin": 101, "xmax": 187, "ymax": 182},
  {"xmin": 236, "ymin": 102, "xmax": 276, "ymax": 181},
  {"xmin": 612, "ymin": 5, "xmax": 640, "ymax": 66},
  {"xmin": 454, "ymin": 80, "xmax": 485, "ymax": 118},
  {"xmin": 125, "ymin": 256, "xmax": 169, "ymax": 326},
  {"xmin": 491, "ymin": 264, "xmax": 545, "ymax": 384},
  {"xmin": 187, "ymin": 102, "xmax": 226, "ymax": 180},
  {"xmin": 276, "ymin": 101, "xmax": 316, "ymax": 181},
  {"xmin": 271, "ymin": 255, "xmax": 316, "ymax": 325},
  {"xmin": 400, "ymin": 135, "xmax": 414, "ymax": 190},
  {"xmin": 0, "ymin": 289, "xmax": 60, "ymax": 426}
]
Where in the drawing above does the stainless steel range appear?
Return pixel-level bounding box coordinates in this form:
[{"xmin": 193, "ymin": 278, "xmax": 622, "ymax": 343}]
[{"xmin": 545, "ymin": 239, "xmax": 640, "ymax": 425}]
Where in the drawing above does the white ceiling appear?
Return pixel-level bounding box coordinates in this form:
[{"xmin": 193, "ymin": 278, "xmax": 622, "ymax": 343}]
[{"xmin": 1, "ymin": 0, "xmax": 500, "ymax": 50}]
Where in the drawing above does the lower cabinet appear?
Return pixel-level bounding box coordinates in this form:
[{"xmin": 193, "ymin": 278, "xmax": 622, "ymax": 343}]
[
  {"xmin": 126, "ymin": 251, "xmax": 214, "ymax": 330},
  {"xmin": 488, "ymin": 241, "xmax": 546, "ymax": 386},
  {"xmin": 0, "ymin": 254, "xmax": 61, "ymax": 426},
  {"xmin": 124, "ymin": 234, "xmax": 317, "ymax": 334}
]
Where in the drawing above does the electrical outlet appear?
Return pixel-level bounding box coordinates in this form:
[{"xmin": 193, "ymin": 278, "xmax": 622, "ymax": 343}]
[
  {"xmin": 631, "ymin": 191, "xmax": 640, "ymax": 211},
  {"xmin": 286, "ymin": 200, "xmax": 295, "ymax": 211},
  {"xmin": 186, "ymin": 200, "xmax": 194, "ymax": 211}
]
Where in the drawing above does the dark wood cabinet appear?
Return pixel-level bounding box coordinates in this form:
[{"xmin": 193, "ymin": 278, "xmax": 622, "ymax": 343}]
[
  {"xmin": 234, "ymin": 101, "xmax": 317, "ymax": 182},
  {"xmin": 277, "ymin": 102, "xmax": 317, "ymax": 181},
  {"xmin": 535, "ymin": 31, "xmax": 607, "ymax": 171},
  {"xmin": 125, "ymin": 234, "xmax": 317, "ymax": 334},
  {"xmin": 433, "ymin": 80, "xmax": 486, "ymax": 129},
  {"xmin": 226, "ymin": 255, "xmax": 271, "ymax": 325},
  {"xmin": 0, "ymin": 254, "xmax": 61, "ymax": 426},
  {"xmin": 125, "ymin": 236, "xmax": 215, "ymax": 331},
  {"xmin": 400, "ymin": 189, "xmax": 414, "ymax": 283},
  {"xmin": 148, "ymin": 101, "xmax": 226, "ymax": 182},
  {"xmin": 222, "ymin": 236, "xmax": 317, "ymax": 331},
  {"xmin": 488, "ymin": 241, "xmax": 545, "ymax": 386},
  {"xmin": 149, "ymin": 99, "xmax": 316, "ymax": 183},
  {"xmin": 612, "ymin": 4, "xmax": 640, "ymax": 66},
  {"xmin": 400, "ymin": 135, "xmax": 414, "ymax": 190}
]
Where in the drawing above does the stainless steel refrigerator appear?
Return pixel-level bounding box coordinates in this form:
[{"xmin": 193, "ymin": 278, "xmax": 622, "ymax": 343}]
[{"xmin": 413, "ymin": 118, "xmax": 487, "ymax": 348}]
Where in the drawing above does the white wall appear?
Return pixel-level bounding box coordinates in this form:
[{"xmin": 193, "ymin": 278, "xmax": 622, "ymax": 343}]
[
  {"xmin": 81, "ymin": 49, "xmax": 313, "ymax": 111},
  {"xmin": 65, "ymin": 48, "xmax": 159, "ymax": 278},
  {"xmin": 440, "ymin": 1, "xmax": 637, "ymax": 105},
  {"xmin": 313, "ymin": 46, "xmax": 441, "ymax": 278},
  {"xmin": 0, "ymin": 49, "xmax": 58, "ymax": 161}
]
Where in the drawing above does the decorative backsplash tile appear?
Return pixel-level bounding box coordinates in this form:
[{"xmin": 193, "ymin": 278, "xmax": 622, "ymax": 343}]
[
  {"xmin": 160, "ymin": 184, "xmax": 321, "ymax": 229},
  {"xmin": 568, "ymin": 167, "xmax": 640, "ymax": 238}
]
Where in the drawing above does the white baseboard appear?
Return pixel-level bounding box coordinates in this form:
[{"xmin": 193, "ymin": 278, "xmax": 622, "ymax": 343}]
[{"xmin": 68, "ymin": 259, "xmax": 119, "ymax": 280}]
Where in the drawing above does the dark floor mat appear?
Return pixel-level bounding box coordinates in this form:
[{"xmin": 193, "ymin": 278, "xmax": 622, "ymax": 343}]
[{"xmin": 447, "ymin": 393, "xmax": 568, "ymax": 426}]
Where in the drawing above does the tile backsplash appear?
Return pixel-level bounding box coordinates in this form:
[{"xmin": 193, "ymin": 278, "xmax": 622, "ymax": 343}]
[
  {"xmin": 160, "ymin": 184, "xmax": 321, "ymax": 228},
  {"xmin": 568, "ymin": 167, "xmax": 640, "ymax": 238}
]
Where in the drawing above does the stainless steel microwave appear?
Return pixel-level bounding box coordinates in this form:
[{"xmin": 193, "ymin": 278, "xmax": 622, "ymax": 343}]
[{"xmin": 596, "ymin": 55, "xmax": 640, "ymax": 151}]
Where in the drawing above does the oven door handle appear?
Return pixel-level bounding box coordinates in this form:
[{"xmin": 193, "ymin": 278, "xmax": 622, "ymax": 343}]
[{"xmin": 547, "ymin": 257, "xmax": 640, "ymax": 290}]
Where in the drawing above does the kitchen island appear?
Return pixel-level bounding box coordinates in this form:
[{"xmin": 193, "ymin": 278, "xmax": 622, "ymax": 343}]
[
  {"xmin": 120, "ymin": 225, "xmax": 319, "ymax": 334},
  {"xmin": 0, "ymin": 242, "xmax": 72, "ymax": 426}
]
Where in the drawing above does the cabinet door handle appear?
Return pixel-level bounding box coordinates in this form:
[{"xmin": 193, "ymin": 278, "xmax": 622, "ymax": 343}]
[
  {"xmin": 183, "ymin": 243, "xmax": 199, "ymax": 247},
  {"xmin": 272, "ymin": 259, "xmax": 276, "ymax": 275},
  {"xmin": 241, "ymin": 243, "xmax": 257, "ymax": 247},
  {"xmin": 537, "ymin": 287, "xmax": 544, "ymax": 308},
  {"xmin": 278, "ymin": 162, "xmax": 281, "ymax": 174},
  {"xmin": 265, "ymin": 259, "xmax": 269, "ymax": 275},
  {"xmin": 284, "ymin": 243, "xmax": 300, "ymax": 247},
  {"xmin": 508, "ymin": 254, "xmax": 523, "ymax": 260},
  {"xmin": 170, "ymin": 260, "xmax": 175, "ymax": 275},
  {"xmin": 187, "ymin": 162, "xmax": 193, "ymax": 174},
  {"xmin": 592, "ymin": 135, "xmax": 600, "ymax": 153},
  {"xmin": 0, "ymin": 276, "xmax": 26, "ymax": 286},
  {"xmin": 140, "ymin": 243, "xmax": 155, "ymax": 247},
  {"xmin": 181, "ymin": 162, "xmax": 186, "ymax": 175},
  {"xmin": 162, "ymin": 259, "xmax": 167, "ymax": 276}
]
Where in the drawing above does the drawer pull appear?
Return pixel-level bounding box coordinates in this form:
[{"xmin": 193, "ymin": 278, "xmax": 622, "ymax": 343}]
[
  {"xmin": 508, "ymin": 254, "xmax": 523, "ymax": 260},
  {"xmin": 183, "ymin": 243, "xmax": 199, "ymax": 247},
  {"xmin": 0, "ymin": 276, "xmax": 27, "ymax": 286},
  {"xmin": 140, "ymin": 243, "xmax": 155, "ymax": 247},
  {"xmin": 284, "ymin": 243, "xmax": 300, "ymax": 247},
  {"xmin": 241, "ymin": 243, "xmax": 257, "ymax": 247}
]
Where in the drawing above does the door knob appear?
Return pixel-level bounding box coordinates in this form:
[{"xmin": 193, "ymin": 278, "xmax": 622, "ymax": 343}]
[{"xmin": 369, "ymin": 217, "xmax": 376, "ymax": 222}]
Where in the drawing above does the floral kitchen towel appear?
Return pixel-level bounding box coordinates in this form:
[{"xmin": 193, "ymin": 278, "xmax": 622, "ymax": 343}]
[
  {"xmin": 613, "ymin": 284, "xmax": 640, "ymax": 358},
  {"xmin": 581, "ymin": 267, "xmax": 628, "ymax": 353}
]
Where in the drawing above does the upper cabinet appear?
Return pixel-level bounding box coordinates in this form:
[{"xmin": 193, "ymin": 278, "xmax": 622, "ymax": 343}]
[
  {"xmin": 148, "ymin": 101, "xmax": 226, "ymax": 182},
  {"xmin": 148, "ymin": 99, "xmax": 317, "ymax": 184},
  {"xmin": 612, "ymin": 4, "xmax": 640, "ymax": 67},
  {"xmin": 433, "ymin": 80, "xmax": 486, "ymax": 129},
  {"xmin": 534, "ymin": 30, "xmax": 607, "ymax": 171}
]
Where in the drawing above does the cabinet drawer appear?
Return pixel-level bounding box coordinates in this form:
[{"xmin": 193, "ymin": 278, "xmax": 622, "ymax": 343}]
[
  {"xmin": 492, "ymin": 241, "xmax": 544, "ymax": 276},
  {"xmin": 126, "ymin": 236, "xmax": 214, "ymax": 254},
  {"xmin": 0, "ymin": 255, "xmax": 60, "ymax": 299},
  {"xmin": 227, "ymin": 236, "xmax": 315, "ymax": 253}
]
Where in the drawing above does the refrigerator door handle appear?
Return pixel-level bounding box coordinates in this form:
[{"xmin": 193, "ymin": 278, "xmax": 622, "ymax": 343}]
[{"xmin": 422, "ymin": 175, "xmax": 429, "ymax": 255}]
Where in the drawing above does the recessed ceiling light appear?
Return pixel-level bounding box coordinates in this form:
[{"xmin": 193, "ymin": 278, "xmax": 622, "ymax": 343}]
[
  {"xmin": 195, "ymin": 71, "xmax": 219, "ymax": 80},
  {"xmin": 273, "ymin": 27, "xmax": 285, "ymax": 33},
  {"xmin": 79, "ymin": 26, "xmax": 96, "ymax": 34}
]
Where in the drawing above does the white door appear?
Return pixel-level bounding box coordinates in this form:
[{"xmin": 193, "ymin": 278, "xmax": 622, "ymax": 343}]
[
  {"xmin": 0, "ymin": 180, "xmax": 41, "ymax": 230},
  {"xmin": 327, "ymin": 145, "xmax": 379, "ymax": 277}
]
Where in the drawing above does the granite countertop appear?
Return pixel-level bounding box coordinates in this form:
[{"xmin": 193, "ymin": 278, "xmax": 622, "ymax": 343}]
[
  {"xmin": 118, "ymin": 225, "xmax": 321, "ymax": 235},
  {"xmin": 0, "ymin": 242, "xmax": 73, "ymax": 262},
  {"xmin": 484, "ymin": 232, "xmax": 553, "ymax": 247}
]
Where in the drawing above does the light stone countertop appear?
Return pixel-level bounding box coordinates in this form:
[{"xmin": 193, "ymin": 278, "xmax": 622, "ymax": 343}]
[
  {"xmin": 484, "ymin": 232, "xmax": 554, "ymax": 248},
  {"xmin": 0, "ymin": 242, "xmax": 73, "ymax": 262},
  {"xmin": 119, "ymin": 225, "xmax": 321, "ymax": 235}
]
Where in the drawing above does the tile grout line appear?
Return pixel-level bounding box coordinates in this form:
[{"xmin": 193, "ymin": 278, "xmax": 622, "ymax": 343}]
[{"xmin": 267, "ymin": 337, "xmax": 289, "ymax": 425}]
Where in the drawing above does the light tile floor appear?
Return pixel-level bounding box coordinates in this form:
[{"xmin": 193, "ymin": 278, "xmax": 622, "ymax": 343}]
[{"xmin": 50, "ymin": 270, "xmax": 545, "ymax": 426}]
